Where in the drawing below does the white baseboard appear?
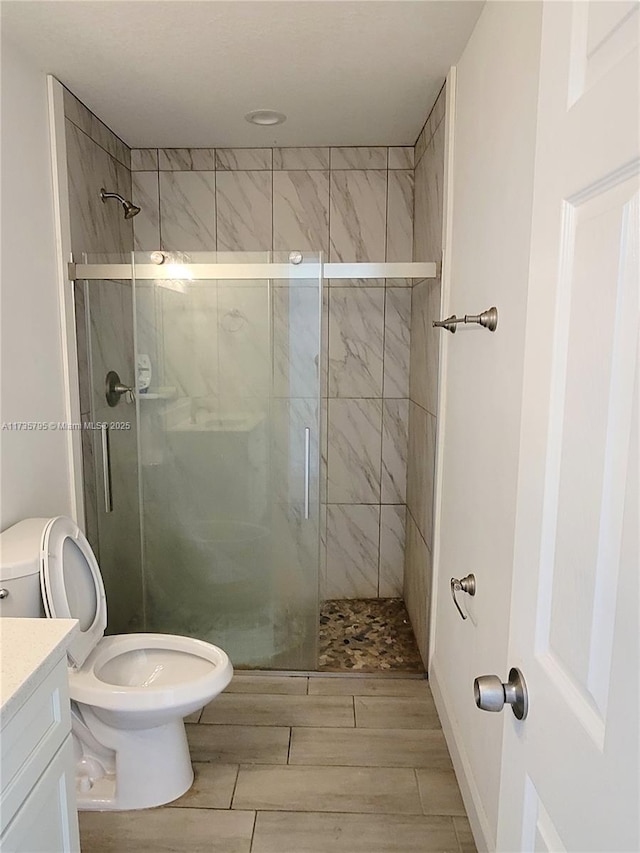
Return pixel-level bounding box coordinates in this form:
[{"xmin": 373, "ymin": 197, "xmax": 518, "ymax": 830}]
[{"xmin": 429, "ymin": 663, "xmax": 493, "ymax": 853}]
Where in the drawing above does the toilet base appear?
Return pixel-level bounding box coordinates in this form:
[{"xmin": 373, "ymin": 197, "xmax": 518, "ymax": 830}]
[{"xmin": 74, "ymin": 704, "xmax": 195, "ymax": 810}]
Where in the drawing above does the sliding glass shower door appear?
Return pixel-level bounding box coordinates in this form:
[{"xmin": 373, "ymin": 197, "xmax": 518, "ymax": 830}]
[{"xmin": 133, "ymin": 252, "xmax": 322, "ymax": 669}]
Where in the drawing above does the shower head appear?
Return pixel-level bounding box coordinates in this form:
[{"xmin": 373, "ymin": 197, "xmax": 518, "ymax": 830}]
[{"xmin": 99, "ymin": 188, "xmax": 141, "ymax": 219}]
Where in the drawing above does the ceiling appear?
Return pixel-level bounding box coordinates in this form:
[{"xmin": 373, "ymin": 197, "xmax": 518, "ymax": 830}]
[{"xmin": 1, "ymin": 1, "xmax": 483, "ymax": 148}]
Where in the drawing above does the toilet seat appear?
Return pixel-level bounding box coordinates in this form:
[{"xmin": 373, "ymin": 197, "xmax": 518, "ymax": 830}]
[
  {"xmin": 69, "ymin": 633, "xmax": 231, "ymax": 713},
  {"xmin": 40, "ymin": 516, "xmax": 107, "ymax": 668}
]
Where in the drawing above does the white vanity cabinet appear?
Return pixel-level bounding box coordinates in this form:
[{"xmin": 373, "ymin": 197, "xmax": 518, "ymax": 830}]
[{"xmin": 0, "ymin": 619, "xmax": 80, "ymax": 853}]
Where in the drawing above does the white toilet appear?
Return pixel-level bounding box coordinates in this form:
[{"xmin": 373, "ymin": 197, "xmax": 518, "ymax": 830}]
[{"xmin": 0, "ymin": 516, "xmax": 233, "ymax": 811}]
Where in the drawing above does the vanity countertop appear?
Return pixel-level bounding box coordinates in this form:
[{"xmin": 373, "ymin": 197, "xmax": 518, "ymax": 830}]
[{"xmin": 0, "ymin": 618, "xmax": 77, "ymax": 721}]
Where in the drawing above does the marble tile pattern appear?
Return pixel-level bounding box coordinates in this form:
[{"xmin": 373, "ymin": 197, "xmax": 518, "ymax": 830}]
[
  {"xmin": 318, "ymin": 599, "xmax": 423, "ymax": 671},
  {"xmin": 379, "ymin": 504, "xmax": 407, "ymax": 597},
  {"xmin": 64, "ymin": 90, "xmax": 140, "ymax": 603},
  {"xmin": 327, "ymin": 399, "xmax": 382, "ymax": 504},
  {"xmin": 415, "ymin": 82, "xmax": 446, "ymax": 167},
  {"xmin": 330, "ymin": 147, "xmax": 388, "ymax": 169},
  {"xmin": 404, "ymin": 82, "xmax": 447, "ymax": 665},
  {"xmin": 383, "ymin": 287, "xmax": 411, "ymax": 398},
  {"xmin": 414, "ymin": 120, "xmax": 445, "ymax": 265},
  {"xmin": 216, "ymin": 148, "xmax": 272, "ymax": 170},
  {"xmin": 274, "ymin": 147, "xmax": 330, "ymax": 170},
  {"xmin": 216, "ymin": 171, "xmax": 272, "ymax": 251},
  {"xmin": 131, "ymin": 148, "xmax": 158, "ymax": 170},
  {"xmin": 329, "ymin": 170, "xmax": 387, "ymax": 263},
  {"xmin": 381, "ymin": 399, "xmax": 409, "ymax": 504},
  {"xmin": 328, "ymin": 287, "xmax": 385, "ymax": 398},
  {"xmin": 389, "ymin": 146, "xmax": 415, "ymax": 169},
  {"xmin": 131, "ymin": 172, "xmax": 160, "ymax": 250},
  {"xmin": 272, "ymin": 286, "xmax": 322, "ymax": 399},
  {"xmin": 407, "ymin": 401, "xmax": 437, "ymax": 550},
  {"xmin": 386, "ymin": 170, "xmax": 414, "ymax": 263},
  {"xmin": 404, "ymin": 510, "xmax": 432, "ymax": 667},
  {"xmin": 64, "ymin": 87, "xmax": 130, "ymax": 169},
  {"xmin": 66, "ymin": 121, "xmax": 133, "ymax": 258},
  {"xmin": 81, "ymin": 675, "xmax": 475, "ymax": 853},
  {"xmin": 127, "ymin": 143, "xmax": 430, "ymax": 602},
  {"xmin": 326, "ymin": 504, "xmax": 380, "ymax": 598},
  {"xmin": 159, "ymin": 171, "xmax": 216, "ymax": 251},
  {"xmin": 273, "ymin": 170, "xmax": 329, "ymax": 254}
]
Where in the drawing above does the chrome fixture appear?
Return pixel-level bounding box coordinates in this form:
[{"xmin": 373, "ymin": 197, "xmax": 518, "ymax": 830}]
[
  {"xmin": 99, "ymin": 188, "xmax": 141, "ymax": 219},
  {"xmin": 450, "ymin": 574, "xmax": 476, "ymax": 620},
  {"xmin": 0, "ymin": 589, "xmax": 9, "ymax": 600},
  {"xmin": 474, "ymin": 667, "xmax": 529, "ymax": 720},
  {"xmin": 433, "ymin": 306, "xmax": 498, "ymax": 333},
  {"xmin": 289, "ymin": 250, "xmax": 303, "ymax": 265},
  {"xmin": 100, "ymin": 424, "xmax": 113, "ymax": 514},
  {"xmin": 150, "ymin": 251, "xmax": 166, "ymax": 265},
  {"xmin": 105, "ymin": 371, "xmax": 134, "ymax": 407},
  {"xmin": 304, "ymin": 427, "xmax": 311, "ymax": 520}
]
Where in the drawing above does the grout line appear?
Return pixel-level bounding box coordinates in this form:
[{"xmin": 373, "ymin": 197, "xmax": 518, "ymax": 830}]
[
  {"xmin": 286, "ymin": 727, "xmax": 292, "ymax": 764},
  {"xmin": 352, "ymin": 695, "xmax": 357, "ymax": 727},
  {"xmin": 249, "ymin": 810, "xmax": 258, "ymax": 852},
  {"xmin": 452, "ymin": 815, "xmax": 463, "ymax": 853},
  {"xmin": 413, "ymin": 767, "xmax": 425, "ymax": 815},
  {"xmin": 229, "ymin": 762, "xmax": 242, "ymax": 809}
]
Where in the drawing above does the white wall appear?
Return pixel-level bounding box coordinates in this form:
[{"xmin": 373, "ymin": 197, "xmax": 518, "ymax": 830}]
[
  {"xmin": 429, "ymin": 2, "xmax": 543, "ymax": 849},
  {"xmin": 0, "ymin": 41, "xmax": 73, "ymax": 528}
]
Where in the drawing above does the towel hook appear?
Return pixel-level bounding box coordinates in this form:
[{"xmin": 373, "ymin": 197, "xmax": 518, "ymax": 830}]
[{"xmin": 433, "ymin": 306, "xmax": 498, "ymax": 334}]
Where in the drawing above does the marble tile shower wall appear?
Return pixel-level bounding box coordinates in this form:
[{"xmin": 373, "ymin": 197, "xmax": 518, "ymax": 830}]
[
  {"xmin": 131, "ymin": 146, "xmax": 415, "ymax": 600},
  {"xmin": 404, "ymin": 85, "xmax": 446, "ymax": 665},
  {"xmin": 63, "ymin": 88, "xmax": 144, "ymax": 633}
]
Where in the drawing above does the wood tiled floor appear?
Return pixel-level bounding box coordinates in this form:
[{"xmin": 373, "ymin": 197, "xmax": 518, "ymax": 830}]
[{"xmin": 79, "ymin": 675, "xmax": 477, "ymax": 853}]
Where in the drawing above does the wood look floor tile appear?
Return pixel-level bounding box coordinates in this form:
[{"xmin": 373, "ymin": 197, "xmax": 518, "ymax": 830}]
[
  {"xmin": 201, "ymin": 693, "xmax": 354, "ymax": 727},
  {"xmin": 416, "ymin": 768, "xmax": 467, "ymax": 816},
  {"xmin": 224, "ymin": 675, "xmax": 308, "ymax": 695},
  {"xmin": 251, "ymin": 811, "xmax": 460, "ymax": 852},
  {"xmin": 186, "ymin": 723, "xmax": 290, "ymax": 764},
  {"xmin": 289, "ymin": 726, "xmax": 453, "ymax": 768},
  {"xmin": 79, "ymin": 808, "xmax": 255, "ymax": 853},
  {"xmin": 232, "ymin": 764, "xmax": 422, "ymax": 814},
  {"xmin": 354, "ymin": 695, "xmax": 440, "ymax": 729},
  {"xmin": 169, "ymin": 762, "xmax": 238, "ymax": 809},
  {"xmin": 454, "ymin": 816, "xmax": 478, "ymax": 852},
  {"xmin": 308, "ymin": 676, "xmax": 430, "ymax": 697}
]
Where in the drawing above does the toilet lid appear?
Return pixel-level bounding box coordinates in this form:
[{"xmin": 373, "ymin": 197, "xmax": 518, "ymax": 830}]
[{"xmin": 40, "ymin": 516, "xmax": 107, "ymax": 668}]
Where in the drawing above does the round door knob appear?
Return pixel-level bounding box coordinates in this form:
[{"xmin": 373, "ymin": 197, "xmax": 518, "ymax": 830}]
[
  {"xmin": 474, "ymin": 674, "xmax": 505, "ymax": 712},
  {"xmin": 474, "ymin": 667, "xmax": 529, "ymax": 720}
]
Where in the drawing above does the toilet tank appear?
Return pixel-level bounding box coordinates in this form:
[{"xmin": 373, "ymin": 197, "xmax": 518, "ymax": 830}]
[{"xmin": 0, "ymin": 518, "xmax": 49, "ymax": 618}]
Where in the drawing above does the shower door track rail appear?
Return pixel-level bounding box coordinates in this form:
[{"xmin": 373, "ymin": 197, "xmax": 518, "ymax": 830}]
[{"xmin": 68, "ymin": 261, "xmax": 437, "ymax": 281}]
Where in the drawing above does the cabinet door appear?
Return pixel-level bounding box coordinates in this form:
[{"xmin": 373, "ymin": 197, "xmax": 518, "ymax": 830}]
[{"xmin": 1, "ymin": 736, "xmax": 80, "ymax": 853}]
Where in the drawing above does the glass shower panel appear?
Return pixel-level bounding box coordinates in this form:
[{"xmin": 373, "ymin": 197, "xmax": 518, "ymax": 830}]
[
  {"xmin": 133, "ymin": 252, "xmax": 321, "ymax": 669},
  {"xmin": 83, "ymin": 273, "xmax": 144, "ymax": 634}
]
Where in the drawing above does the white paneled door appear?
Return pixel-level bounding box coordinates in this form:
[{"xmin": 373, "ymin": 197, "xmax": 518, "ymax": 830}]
[{"xmin": 498, "ymin": 3, "xmax": 639, "ymax": 851}]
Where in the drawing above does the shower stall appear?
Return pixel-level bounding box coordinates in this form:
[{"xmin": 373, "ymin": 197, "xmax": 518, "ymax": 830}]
[
  {"xmin": 77, "ymin": 250, "xmax": 434, "ymax": 671},
  {"xmin": 82, "ymin": 251, "xmax": 323, "ymax": 670},
  {"xmin": 60, "ymin": 84, "xmax": 443, "ymax": 673}
]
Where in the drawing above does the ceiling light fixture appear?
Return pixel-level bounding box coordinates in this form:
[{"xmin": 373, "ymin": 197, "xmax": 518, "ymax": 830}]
[{"xmin": 245, "ymin": 109, "xmax": 287, "ymax": 126}]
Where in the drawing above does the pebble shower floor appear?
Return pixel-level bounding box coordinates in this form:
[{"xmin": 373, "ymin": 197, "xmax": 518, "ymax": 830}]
[{"xmin": 318, "ymin": 599, "xmax": 424, "ymax": 672}]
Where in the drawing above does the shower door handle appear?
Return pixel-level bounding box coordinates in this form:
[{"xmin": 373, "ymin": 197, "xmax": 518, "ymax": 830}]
[
  {"xmin": 304, "ymin": 427, "xmax": 310, "ymax": 520},
  {"xmin": 101, "ymin": 424, "xmax": 113, "ymax": 513}
]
